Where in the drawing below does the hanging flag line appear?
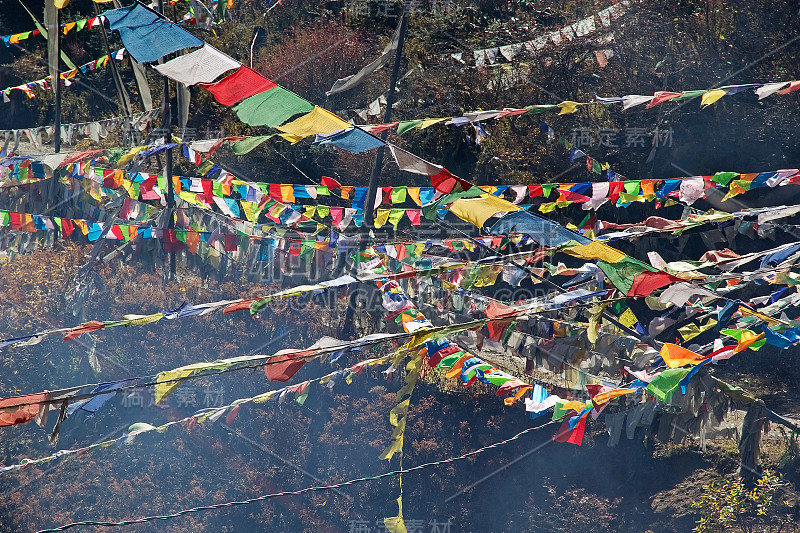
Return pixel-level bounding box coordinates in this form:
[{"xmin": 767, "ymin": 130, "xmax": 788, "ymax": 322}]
[
  {"xmin": 1, "ymin": 110, "xmax": 160, "ymax": 154},
  {"xmin": 0, "ymin": 12, "xmax": 202, "ymax": 50},
  {"xmin": 52, "ymin": 143, "xmax": 800, "ymax": 230},
  {"xmin": 0, "ymin": 351, "xmax": 397, "ymax": 476},
  {"xmin": 7, "ymin": 168, "xmax": 799, "ymax": 343},
  {"xmin": 407, "ymin": 157, "xmax": 800, "ymax": 433},
  {"xmin": 1, "ymin": 49, "xmax": 127, "ymax": 102},
  {"xmin": 389, "ymin": 132, "xmax": 800, "ymax": 350},
  {"xmin": 34, "ymin": 420, "xmax": 560, "ymax": 533},
  {"xmin": 350, "ymin": 78, "xmax": 800, "ymax": 137},
  {"xmin": 0, "ymin": 244, "xmax": 600, "ymax": 356},
  {"xmin": 0, "ymin": 299, "xmax": 601, "ymax": 419},
  {"xmin": 458, "ymin": 0, "xmax": 633, "ymax": 68},
  {"xmin": 0, "ymin": 15, "xmax": 106, "ymax": 47}
]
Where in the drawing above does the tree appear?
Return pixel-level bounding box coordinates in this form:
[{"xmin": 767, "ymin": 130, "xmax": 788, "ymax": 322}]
[{"xmin": 693, "ymin": 470, "xmax": 797, "ymax": 533}]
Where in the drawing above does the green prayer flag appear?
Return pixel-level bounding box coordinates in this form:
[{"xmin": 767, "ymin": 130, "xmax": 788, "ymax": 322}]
[
  {"xmin": 397, "ymin": 120, "xmax": 424, "ymax": 136},
  {"xmin": 525, "ymin": 104, "xmax": 559, "ymax": 114},
  {"xmin": 646, "ymin": 368, "xmax": 690, "ymax": 402},
  {"xmin": 597, "ymin": 256, "xmax": 656, "ymax": 295},
  {"xmin": 623, "ymin": 180, "xmax": 641, "ymax": 195},
  {"xmin": 388, "ymin": 208, "xmax": 404, "ymax": 229},
  {"xmin": 230, "ymin": 135, "xmax": 275, "ymax": 155},
  {"xmin": 234, "ymin": 88, "xmax": 314, "ymax": 127},
  {"xmin": 295, "ymin": 388, "xmax": 309, "ymax": 405},
  {"xmin": 541, "ymin": 183, "xmax": 556, "ymax": 198},
  {"xmin": 711, "ymin": 171, "xmax": 739, "ymax": 186},
  {"xmin": 672, "ymin": 90, "xmax": 706, "ymax": 102},
  {"xmin": 591, "ymin": 158, "xmax": 602, "ymax": 174},
  {"xmin": 249, "ymin": 297, "xmax": 272, "ymax": 316},
  {"xmin": 551, "ymin": 399, "xmax": 570, "ymax": 420},
  {"xmin": 391, "ymin": 186, "xmax": 407, "ymax": 204},
  {"xmin": 435, "ymin": 351, "xmax": 465, "ymax": 370}
]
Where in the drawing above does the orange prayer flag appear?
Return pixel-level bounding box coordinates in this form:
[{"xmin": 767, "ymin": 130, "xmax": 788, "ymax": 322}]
[
  {"xmin": 445, "ymin": 353, "xmax": 473, "ymax": 379},
  {"xmin": 660, "ymin": 343, "xmax": 705, "ymax": 368}
]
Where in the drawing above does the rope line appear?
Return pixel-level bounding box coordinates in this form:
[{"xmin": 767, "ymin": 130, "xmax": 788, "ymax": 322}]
[{"xmin": 36, "ymin": 419, "xmax": 557, "ymax": 532}]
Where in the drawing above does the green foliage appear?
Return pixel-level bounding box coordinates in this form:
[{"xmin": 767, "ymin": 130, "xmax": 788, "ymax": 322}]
[{"xmin": 692, "ymin": 470, "xmax": 796, "ymax": 533}]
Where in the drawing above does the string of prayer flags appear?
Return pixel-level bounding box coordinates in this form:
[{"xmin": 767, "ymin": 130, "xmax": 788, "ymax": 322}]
[
  {"xmin": 1, "ymin": 15, "xmax": 105, "ymax": 47},
  {"xmin": 346, "ymin": 76, "xmax": 800, "ymax": 138},
  {"xmin": 2, "ymin": 49, "xmax": 126, "ymax": 103},
  {"xmin": 131, "ymin": 16, "xmax": 373, "ymax": 153},
  {"xmin": 0, "ymin": 354, "xmax": 392, "ymax": 476}
]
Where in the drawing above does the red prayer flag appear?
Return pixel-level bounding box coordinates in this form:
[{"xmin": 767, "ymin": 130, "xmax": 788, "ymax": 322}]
[
  {"xmin": 320, "ymin": 176, "xmax": 341, "ymax": 189},
  {"xmin": 777, "ymin": 81, "xmax": 800, "ymax": 94},
  {"xmin": 528, "ymin": 185, "xmax": 543, "ymax": 197},
  {"xmin": 486, "ymin": 318, "xmax": 512, "ymax": 342},
  {"xmin": 65, "ymin": 320, "xmax": 106, "ymax": 341},
  {"xmin": 646, "ymin": 91, "xmax": 683, "ymax": 108},
  {"xmin": 0, "ymin": 393, "xmax": 48, "ymax": 428},
  {"xmin": 61, "ymin": 218, "xmax": 74, "ymax": 238},
  {"xmin": 552, "ymin": 414, "xmax": 588, "ymax": 445},
  {"xmin": 427, "ymin": 344, "xmax": 461, "ymax": 367},
  {"xmin": 163, "ymin": 230, "xmax": 186, "ymax": 253},
  {"xmin": 264, "ymin": 349, "xmax": 317, "ymax": 382},
  {"xmin": 607, "ymin": 182, "xmax": 625, "ymax": 203},
  {"xmin": 199, "ymin": 66, "xmax": 278, "ymax": 107},
  {"xmin": 222, "ymin": 298, "xmax": 260, "ymax": 314},
  {"xmin": 628, "ymin": 271, "xmax": 682, "ymax": 297}
]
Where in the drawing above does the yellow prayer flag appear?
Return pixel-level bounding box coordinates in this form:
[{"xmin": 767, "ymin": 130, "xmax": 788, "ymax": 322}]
[
  {"xmin": 592, "ymin": 388, "xmax": 636, "ymax": 405},
  {"xmin": 619, "ymin": 308, "xmax": 638, "ymax": 327},
  {"xmin": 374, "ymin": 208, "xmax": 391, "ymax": 229},
  {"xmin": 123, "ymin": 313, "xmax": 165, "ymax": 326},
  {"xmin": 407, "ymin": 187, "xmax": 422, "ymax": 206},
  {"xmin": 700, "ymin": 88, "xmax": 728, "ymax": 108},
  {"xmin": 117, "ymin": 146, "xmax": 148, "ymax": 166},
  {"xmin": 557, "ymin": 101, "xmax": 580, "ymax": 115},
  {"xmin": 418, "ymin": 117, "xmax": 450, "ymax": 129},
  {"xmin": 280, "ymin": 184, "xmax": 294, "ymax": 203},
  {"xmin": 562, "ymin": 400, "xmax": 587, "ymax": 413},
  {"xmin": 154, "ymin": 368, "xmax": 196, "ymax": 404},
  {"xmin": 561, "ymin": 241, "xmax": 626, "ymax": 263},
  {"xmin": 449, "ymin": 194, "xmax": 520, "ymax": 228},
  {"xmin": 277, "ymin": 106, "xmax": 350, "ymax": 140}
]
